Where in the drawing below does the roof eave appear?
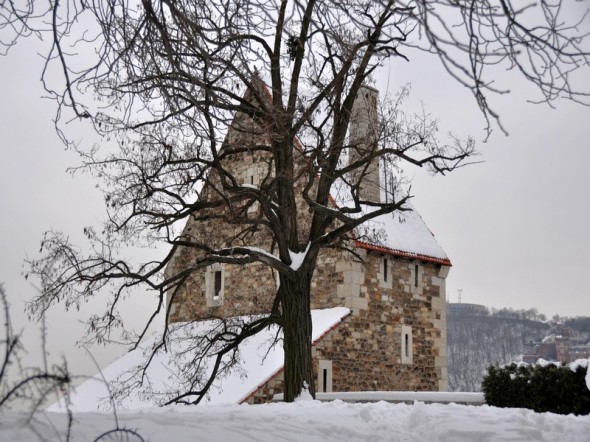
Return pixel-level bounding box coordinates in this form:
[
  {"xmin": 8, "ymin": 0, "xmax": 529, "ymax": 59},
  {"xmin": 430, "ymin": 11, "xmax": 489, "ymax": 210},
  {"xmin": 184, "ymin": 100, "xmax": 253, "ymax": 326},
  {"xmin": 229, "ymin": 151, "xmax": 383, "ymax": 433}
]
[{"xmin": 355, "ymin": 240, "xmax": 452, "ymax": 266}]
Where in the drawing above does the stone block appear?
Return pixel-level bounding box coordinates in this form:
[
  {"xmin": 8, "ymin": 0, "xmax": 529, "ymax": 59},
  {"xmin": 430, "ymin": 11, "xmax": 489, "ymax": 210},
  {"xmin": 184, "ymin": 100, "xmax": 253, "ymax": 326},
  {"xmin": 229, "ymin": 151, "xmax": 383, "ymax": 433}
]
[
  {"xmin": 337, "ymin": 283, "xmax": 360, "ymax": 298},
  {"xmin": 343, "ymin": 269, "xmax": 364, "ymax": 285},
  {"xmin": 435, "ymin": 356, "xmax": 447, "ymax": 368},
  {"xmin": 431, "ymin": 296, "xmax": 445, "ymax": 311},
  {"xmin": 438, "ymin": 265, "xmax": 450, "ymax": 278}
]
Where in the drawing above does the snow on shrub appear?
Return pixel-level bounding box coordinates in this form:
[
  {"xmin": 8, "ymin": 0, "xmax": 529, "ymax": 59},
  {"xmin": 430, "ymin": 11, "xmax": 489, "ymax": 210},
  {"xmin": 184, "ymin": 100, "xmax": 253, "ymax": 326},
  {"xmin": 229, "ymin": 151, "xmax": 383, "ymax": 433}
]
[{"xmin": 482, "ymin": 358, "xmax": 590, "ymax": 415}]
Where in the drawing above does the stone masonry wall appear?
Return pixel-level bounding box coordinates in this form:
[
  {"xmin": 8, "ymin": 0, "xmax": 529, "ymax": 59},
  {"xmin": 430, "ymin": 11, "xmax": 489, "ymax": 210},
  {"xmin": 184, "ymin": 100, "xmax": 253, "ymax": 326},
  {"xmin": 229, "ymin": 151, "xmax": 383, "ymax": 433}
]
[
  {"xmin": 244, "ymin": 370, "xmax": 285, "ymax": 404},
  {"xmin": 312, "ymin": 253, "xmax": 448, "ymax": 392},
  {"xmin": 166, "ymin": 148, "xmax": 278, "ymax": 322},
  {"xmin": 166, "ymin": 85, "xmax": 324, "ymax": 321},
  {"xmin": 243, "ymin": 250, "xmax": 449, "ymax": 402},
  {"xmin": 164, "ymin": 82, "xmax": 449, "ymax": 397},
  {"xmin": 349, "ymin": 85, "xmax": 380, "ymax": 203},
  {"xmin": 167, "ymin": 178, "xmax": 449, "ymax": 392}
]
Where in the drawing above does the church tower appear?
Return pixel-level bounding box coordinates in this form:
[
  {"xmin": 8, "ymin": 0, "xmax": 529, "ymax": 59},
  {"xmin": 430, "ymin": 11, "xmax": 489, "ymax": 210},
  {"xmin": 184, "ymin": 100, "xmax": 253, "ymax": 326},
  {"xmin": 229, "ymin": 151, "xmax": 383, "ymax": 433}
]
[{"xmin": 349, "ymin": 85, "xmax": 380, "ymax": 203}]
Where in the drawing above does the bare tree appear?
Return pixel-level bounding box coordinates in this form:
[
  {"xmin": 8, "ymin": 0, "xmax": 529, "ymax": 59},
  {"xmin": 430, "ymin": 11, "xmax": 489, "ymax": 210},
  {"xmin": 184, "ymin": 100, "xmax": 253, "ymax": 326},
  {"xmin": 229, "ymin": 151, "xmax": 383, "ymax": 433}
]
[
  {"xmin": 0, "ymin": 282, "xmax": 146, "ymax": 441},
  {"xmin": 0, "ymin": 283, "xmax": 72, "ymax": 436},
  {"xmin": 1, "ymin": 0, "xmax": 588, "ymax": 402}
]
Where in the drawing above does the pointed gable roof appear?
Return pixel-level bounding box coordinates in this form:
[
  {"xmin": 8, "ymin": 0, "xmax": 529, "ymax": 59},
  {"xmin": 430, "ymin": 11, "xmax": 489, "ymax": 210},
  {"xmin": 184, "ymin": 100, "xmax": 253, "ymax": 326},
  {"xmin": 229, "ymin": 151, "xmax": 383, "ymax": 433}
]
[
  {"xmin": 176, "ymin": 76, "xmax": 450, "ymax": 269},
  {"xmin": 241, "ymin": 77, "xmax": 451, "ymax": 267},
  {"xmin": 48, "ymin": 308, "xmax": 350, "ymax": 411},
  {"xmin": 354, "ymin": 206, "xmax": 451, "ymax": 266}
]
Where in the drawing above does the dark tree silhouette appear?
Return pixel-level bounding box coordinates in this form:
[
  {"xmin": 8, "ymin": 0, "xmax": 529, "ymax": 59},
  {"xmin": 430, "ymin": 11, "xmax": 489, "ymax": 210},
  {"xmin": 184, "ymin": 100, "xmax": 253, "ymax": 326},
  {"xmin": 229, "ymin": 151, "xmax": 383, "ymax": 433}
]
[
  {"xmin": 0, "ymin": 283, "xmax": 72, "ymax": 437},
  {"xmin": 1, "ymin": 0, "xmax": 588, "ymax": 402}
]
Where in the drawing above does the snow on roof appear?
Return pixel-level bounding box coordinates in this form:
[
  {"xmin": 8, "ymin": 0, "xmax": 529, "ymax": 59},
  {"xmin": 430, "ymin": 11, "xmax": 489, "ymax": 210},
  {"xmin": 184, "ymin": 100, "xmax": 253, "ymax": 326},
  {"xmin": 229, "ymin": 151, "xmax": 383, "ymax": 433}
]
[
  {"xmin": 255, "ymin": 79, "xmax": 449, "ymax": 266},
  {"xmin": 329, "ymin": 177, "xmax": 449, "ymax": 264},
  {"xmin": 354, "ymin": 204, "xmax": 450, "ymax": 265},
  {"xmin": 49, "ymin": 307, "xmax": 350, "ymax": 412}
]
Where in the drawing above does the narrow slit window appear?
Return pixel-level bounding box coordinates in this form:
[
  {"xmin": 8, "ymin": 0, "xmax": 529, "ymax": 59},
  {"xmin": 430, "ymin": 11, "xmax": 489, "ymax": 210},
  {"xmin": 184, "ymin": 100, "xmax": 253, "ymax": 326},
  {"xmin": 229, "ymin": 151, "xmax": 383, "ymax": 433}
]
[
  {"xmin": 318, "ymin": 360, "xmax": 332, "ymax": 393},
  {"xmin": 206, "ymin": 265, "xmax": 224, "ymax": 307},
  {"xmin": 401, "ymin": 325, "xmax": 413, "ymax": 364},
  {"xmin": 250, "ymin": 175, "xmax": 254, "ymax": 185},
  {"xmin": 414, "ymin": 264, "xmax": 419, "ymax": 287},
  {"xmin": 214, "ymin": 270, "xmax": 222, "ymax": 299},
  {"xmin": 404, "ymin": 334, "xmax": 409, "ymax": 357},
  {"xmin": 383, "ymin": 258, "xmax": 388, "ymax": 282}
]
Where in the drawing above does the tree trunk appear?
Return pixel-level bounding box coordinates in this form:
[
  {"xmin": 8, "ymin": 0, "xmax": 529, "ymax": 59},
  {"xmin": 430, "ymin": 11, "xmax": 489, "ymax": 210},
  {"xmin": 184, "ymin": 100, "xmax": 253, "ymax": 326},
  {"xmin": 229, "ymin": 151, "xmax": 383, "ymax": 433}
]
[{"xmin": 281, "ymin": 276, "xmax": 315, "ymax": 402}]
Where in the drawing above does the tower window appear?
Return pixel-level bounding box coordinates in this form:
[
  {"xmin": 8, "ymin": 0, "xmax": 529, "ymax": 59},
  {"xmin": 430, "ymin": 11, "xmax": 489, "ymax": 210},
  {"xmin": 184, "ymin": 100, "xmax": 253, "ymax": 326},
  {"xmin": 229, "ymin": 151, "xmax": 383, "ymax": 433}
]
[
  {"xmin": 214, "ymin": 271, "xmax": 222, "ymax": 299},
  {"xmin": 383, "ymin": 258, "xmax": 388, "ymax": 282},
  {"xmin": 318, "ymin": 360, "xmax": 333, "ymax": 393},
  {"xmin": 401, "ymin": 325, "xmax": 413, "ymax": 364},
  {"xmin": 414, "ymin": 264, "xmax": 419, "ymax": 287},
  {"xmin": 206, "ymin": 264, "xmax": 224, "ymax": 307},
  {"xmin": 405, "ymin": 334, "xmax": 409, "ymax": 357}
]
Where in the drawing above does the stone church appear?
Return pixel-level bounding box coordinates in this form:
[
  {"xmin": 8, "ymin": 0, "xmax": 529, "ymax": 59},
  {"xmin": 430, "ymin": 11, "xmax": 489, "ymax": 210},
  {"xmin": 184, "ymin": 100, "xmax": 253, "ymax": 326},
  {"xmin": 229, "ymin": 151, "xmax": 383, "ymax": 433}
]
[{"xmin": 164, "ymin": 81, "xmax": 451, "ymax": 403}]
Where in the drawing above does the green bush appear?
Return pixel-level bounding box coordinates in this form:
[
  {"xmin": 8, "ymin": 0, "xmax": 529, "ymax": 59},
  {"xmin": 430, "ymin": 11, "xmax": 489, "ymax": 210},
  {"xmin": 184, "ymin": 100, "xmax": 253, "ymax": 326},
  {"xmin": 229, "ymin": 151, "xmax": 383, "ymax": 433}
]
[{"xmin": 482, "ymin": 361, "xmax": 590, "ymax": 415}]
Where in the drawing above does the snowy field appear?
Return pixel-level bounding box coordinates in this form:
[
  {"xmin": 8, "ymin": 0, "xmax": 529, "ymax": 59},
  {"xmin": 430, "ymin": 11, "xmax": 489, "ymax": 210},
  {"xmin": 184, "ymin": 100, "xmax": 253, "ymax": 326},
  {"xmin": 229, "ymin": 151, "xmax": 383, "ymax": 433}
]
[{"xmin": 3, "ymin": 400, "xmax": 590, "ymax": 442}]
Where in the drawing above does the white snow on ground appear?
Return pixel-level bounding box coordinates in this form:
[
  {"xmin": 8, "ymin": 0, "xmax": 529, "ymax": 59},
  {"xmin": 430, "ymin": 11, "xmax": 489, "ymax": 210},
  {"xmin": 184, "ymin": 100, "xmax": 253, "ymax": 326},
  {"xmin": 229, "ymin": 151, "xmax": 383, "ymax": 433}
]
[
  {"xmin": 276, "ymin": 391, "xmax": 485, "ymax": 405},
  {"xmin": 49, "ymin": 308, "xmax": 350, "ymax": 412},
  {"xmin": 4, "ymin": 400, "xmax": 590, "ymax": 442}
]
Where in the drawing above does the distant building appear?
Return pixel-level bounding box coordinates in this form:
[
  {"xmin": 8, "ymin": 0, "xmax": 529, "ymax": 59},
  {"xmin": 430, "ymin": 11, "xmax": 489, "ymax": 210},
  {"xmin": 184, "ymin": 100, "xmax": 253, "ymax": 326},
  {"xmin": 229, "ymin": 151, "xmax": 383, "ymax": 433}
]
[
  {"xmin": 522, "ymin": 325, "xmax": 590, "ymax": 363},
  {"xmin": 447, "ymin": 303, "xmax": 488, "ymax": 315}
]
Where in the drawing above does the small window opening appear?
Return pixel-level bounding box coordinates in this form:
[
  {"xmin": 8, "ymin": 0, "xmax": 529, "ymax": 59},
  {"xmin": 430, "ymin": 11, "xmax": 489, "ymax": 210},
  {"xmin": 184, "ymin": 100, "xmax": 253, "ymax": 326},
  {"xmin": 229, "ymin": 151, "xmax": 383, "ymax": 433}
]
[
  {"xmin": 214, "ymin": 271, "xmax": 222, "ymax": 299},
  {"xmin": 401, "ymin": 325, "xmax": 413, "ymax": 364},
  {"xmin": 319, "ymin": 360, "xmax": 332, "ymax": 392},
  {"xmin": 414, "ymin": 264, "xmax": 419, "ymax": 287},
  {"xmin": 250, "ymin": 175, "xmax": 254, "ymax": 185},
  {"xmin": 383, "ymin": 258, "xmax": 388, "ymax": 282},
  {"xmin": 404, "ymin": 334, "xmax": 409, "ymax": 358}
]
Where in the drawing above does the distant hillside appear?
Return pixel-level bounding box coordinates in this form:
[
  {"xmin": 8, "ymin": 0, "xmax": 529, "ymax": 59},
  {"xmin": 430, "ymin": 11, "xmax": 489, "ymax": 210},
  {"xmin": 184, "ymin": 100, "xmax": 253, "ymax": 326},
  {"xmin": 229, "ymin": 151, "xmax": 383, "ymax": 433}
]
[{"xmin": 446, "ymin": 305, "xmax": 590, "ymax": 392}]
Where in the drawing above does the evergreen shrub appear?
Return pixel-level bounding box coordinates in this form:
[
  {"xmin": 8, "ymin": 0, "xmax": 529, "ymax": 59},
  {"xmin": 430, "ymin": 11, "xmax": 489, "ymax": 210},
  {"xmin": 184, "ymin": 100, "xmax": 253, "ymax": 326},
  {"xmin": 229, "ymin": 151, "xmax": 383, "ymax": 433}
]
[{"xmin": 481, "ymin": 361, "xmax": 590, "ymax": 415}]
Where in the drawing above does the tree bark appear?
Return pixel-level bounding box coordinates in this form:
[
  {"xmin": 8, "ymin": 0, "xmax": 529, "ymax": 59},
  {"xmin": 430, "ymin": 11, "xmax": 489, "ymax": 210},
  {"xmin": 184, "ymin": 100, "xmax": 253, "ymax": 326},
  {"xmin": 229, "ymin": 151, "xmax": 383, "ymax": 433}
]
[{"xmin": 281, "ymin": 276, "xmax": 314, "ymax": 402}]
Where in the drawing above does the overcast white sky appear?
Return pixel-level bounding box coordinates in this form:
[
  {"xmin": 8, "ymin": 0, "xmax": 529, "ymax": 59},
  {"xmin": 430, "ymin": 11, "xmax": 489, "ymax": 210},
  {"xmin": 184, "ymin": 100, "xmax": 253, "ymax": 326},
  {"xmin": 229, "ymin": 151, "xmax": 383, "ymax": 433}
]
[
  {"xmin": 1, "ymin": 18, "xmax": 590, "ymax": 381},
  {"xmin": 385, "ymin": 48, "xmax": 590, "ymax": 318}
]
